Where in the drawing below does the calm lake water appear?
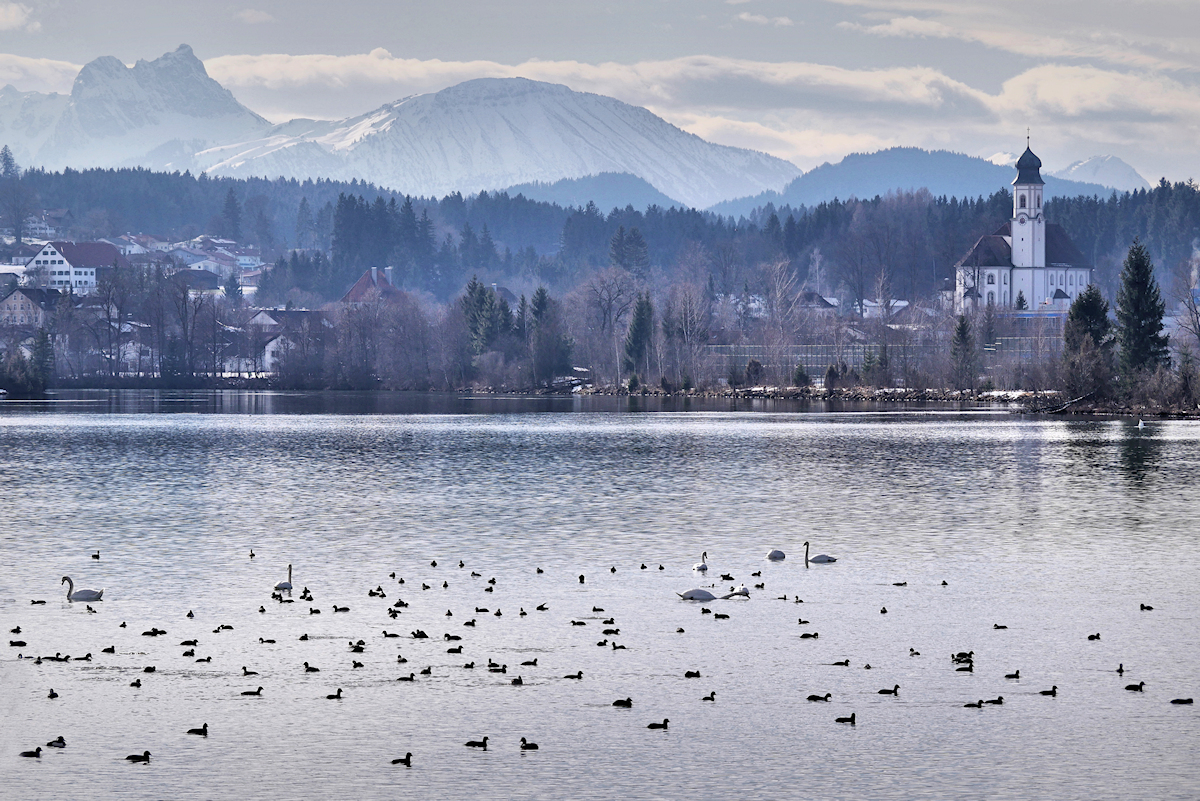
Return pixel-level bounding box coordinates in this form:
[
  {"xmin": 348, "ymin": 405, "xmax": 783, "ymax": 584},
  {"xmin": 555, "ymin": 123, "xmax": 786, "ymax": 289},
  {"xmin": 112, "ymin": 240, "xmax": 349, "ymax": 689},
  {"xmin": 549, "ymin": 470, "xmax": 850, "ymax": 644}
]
[{"xmin": 2, "ymin": 391, "xmax": 1198, "ymax": 800}]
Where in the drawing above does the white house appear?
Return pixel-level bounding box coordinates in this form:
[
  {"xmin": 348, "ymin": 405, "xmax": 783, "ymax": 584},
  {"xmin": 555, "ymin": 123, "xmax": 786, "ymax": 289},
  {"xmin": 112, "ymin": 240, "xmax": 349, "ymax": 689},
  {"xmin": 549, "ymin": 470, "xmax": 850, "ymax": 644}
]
[
  {"xmin": 955, "ymin": 145, "xmax": 1092, "ymax": 313},
  {"xmin": 26, "ymin": 241, "xmax": 129, "ymax": 296}
]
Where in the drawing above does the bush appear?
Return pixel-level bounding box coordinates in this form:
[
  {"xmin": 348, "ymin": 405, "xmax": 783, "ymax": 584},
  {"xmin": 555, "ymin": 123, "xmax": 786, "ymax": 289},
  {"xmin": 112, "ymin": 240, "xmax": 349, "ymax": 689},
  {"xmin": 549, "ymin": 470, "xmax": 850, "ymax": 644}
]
[
  {"xmin": 627, "ymin": 374, "xmax": 639, "ymax": 392},
  {"xmin": 823, "ymin": 364, "xmax": 839, "ymax": 389},
  {"xmin": 793, "ymin": 364, "xmax": 811, "ymax": 387},
  {"xmin": 745, "ymin": 358, "xmax": 766, "ymax": 386}
]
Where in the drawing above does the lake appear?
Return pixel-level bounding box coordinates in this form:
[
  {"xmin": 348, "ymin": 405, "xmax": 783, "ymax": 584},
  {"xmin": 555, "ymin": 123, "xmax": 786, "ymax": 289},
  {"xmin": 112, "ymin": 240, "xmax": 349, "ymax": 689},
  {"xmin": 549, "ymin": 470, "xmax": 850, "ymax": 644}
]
[{"xmin": 2, "ymin": 391, "xmax": 1197, "ymax": 800}]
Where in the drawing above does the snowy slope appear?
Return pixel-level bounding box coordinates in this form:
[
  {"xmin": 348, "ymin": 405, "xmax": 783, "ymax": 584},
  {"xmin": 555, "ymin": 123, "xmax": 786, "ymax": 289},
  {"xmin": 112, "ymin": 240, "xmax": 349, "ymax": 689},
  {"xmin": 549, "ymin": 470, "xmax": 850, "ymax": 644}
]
[
  {"xmin": 1050, "ymin": 156, "xmax": 1150, "ymax": 193},
  {"xmin": 0, "ymin": 85, "xmax": 70, "ymax": 167},
  {"xmin": 197, "ymin": 78, "xmax": 801, "ymax": 208}
]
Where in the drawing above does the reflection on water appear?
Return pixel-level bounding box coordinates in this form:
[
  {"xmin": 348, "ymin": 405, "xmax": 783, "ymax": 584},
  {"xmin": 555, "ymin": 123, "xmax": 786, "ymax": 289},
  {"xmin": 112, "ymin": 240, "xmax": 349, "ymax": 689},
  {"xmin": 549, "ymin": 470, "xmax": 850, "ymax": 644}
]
[{"xmin": 1, "ymin": 395, "xmax": 1198, "ymax": 801}]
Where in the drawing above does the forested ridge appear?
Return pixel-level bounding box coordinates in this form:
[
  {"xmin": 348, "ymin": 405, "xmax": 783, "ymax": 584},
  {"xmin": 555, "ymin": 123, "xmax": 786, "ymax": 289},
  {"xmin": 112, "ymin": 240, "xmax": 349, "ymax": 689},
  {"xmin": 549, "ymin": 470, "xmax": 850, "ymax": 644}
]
[{"xmin": 12, "ymin": 165, "xmax": 1200, "ymax": 308}]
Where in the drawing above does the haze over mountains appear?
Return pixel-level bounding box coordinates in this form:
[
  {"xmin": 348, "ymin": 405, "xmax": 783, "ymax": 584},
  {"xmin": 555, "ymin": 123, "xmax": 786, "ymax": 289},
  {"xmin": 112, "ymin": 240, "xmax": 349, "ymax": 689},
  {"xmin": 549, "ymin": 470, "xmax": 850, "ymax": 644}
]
[{"xmin": 0, "ymin": 45, "xmax": 1151, "ymax": 215}]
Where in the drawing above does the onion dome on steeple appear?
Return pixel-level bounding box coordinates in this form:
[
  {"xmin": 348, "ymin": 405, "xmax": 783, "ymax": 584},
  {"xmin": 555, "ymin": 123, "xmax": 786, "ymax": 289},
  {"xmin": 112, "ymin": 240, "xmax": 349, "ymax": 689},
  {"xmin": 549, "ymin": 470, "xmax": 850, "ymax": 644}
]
[{"xmin": 1013, "ymin": 146, "xmax": 1044, "ymax": 186}]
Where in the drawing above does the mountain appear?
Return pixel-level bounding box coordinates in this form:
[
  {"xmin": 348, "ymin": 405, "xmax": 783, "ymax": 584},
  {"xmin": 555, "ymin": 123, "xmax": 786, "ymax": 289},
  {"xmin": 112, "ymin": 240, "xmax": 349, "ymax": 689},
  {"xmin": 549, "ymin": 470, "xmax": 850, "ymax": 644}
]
[
  {"xmin": 503, "ymin": 172, "xmax": 683, "ymax": 211},
  {"xmin": 194, "ymin": 78, "xmax": 800, "ymax": 208},
  {"xmin": 6, "ymin": 45, "xmax": 270, "ymax": 171},
  {"xmin": 1050, "ymin": 156, "xmax": 1150, "ymax": 193},
  {"xmin": 711, "ymin": 148, "xmax": 1111, "ymax": 217}
]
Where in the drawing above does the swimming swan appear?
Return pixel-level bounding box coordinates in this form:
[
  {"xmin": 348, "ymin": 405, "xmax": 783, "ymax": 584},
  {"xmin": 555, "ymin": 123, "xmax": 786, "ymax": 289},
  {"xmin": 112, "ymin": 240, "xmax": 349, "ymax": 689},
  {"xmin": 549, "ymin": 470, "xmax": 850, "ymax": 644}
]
[
  {"xmin": 275, "ymin": 565, "xmax": 293, "ymax": 591},
  {"xmin": 766, "ymin": 549, "xmax": 786, "ymax": 561},
  {"xmin": 693, "ymin": 552, "xmax": 709, "ymax": 572},
  {"xmin": 61, "ymin": 576, "xmax": 103, "ymax": 602},
  {"xmin": 676, "ymin": 587, "xmax": 750, "ymax": 601},
  {"xmin": 803, "ymin": 542, "xmax": 836, "ymax": 565}
]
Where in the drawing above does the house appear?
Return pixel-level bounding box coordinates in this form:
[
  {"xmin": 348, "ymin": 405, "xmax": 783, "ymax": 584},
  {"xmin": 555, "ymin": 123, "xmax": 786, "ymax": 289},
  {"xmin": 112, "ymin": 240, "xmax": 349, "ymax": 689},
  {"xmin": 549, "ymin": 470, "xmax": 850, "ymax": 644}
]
[
  {"xmin": 954, "ymin": 144, "xmax": 1092, "ymax": 313},
  {"xmin": 1, "ymin": 286, "xmax": 62, "ymax": 328},
  {"xmin": 237, "ymin": 307, "xmax": 329, "ymax": 373},
  {"xmin": 26, "ymin": 241, "xmax": 130, "ymax": 295},
  {"xmin": 173, "ymin": 269, "xmax": 222, "ymax": 296},
  {"xmin": 340, "ymin": 267, "xmax": 404, "ymax": 305}
]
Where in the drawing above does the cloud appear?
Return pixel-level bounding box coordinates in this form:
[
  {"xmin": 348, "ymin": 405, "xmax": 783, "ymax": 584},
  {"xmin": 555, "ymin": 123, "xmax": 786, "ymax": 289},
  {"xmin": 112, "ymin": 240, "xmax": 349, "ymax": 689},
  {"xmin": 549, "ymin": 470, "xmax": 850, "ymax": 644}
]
[
  {"xmin": 736, "ymin": 12, "xmax": 794, "ymax": 27},
  {"xmin": 0, "ymin": 2, "xmax": 36, "ymax": 30},
  {"xmin": 828, "ymin": 0, "xmax": 1200, "ymax": 71},
  {"xmin": 234, "ymin": 9, "xmax": 275, "ymax": 24},
  {"xmin": 0, "ymin": 54, "xmax": 80, "ymax": 93}
]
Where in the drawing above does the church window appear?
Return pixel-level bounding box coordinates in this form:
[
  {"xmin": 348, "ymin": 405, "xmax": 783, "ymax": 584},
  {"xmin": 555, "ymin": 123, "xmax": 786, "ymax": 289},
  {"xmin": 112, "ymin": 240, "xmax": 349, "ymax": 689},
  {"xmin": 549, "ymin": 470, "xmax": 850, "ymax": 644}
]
[
  {"xmin": 1069, "ymin": 274, "xmax": 1073, "ymax": 285},
  {"xmin": 1019, "ymin": 196, "xmax": 1027, "ymax": 208},
  {"xmin": 987, "ymin": 291, "xmax": 995, "ymax": 304},
  {"xmin": 1003, "ymin": 274, "xmax": 1008, "ymax": 285},
  {"xmin": 987, "ymin": 274, "xmax": 995, "ymax": 285}
]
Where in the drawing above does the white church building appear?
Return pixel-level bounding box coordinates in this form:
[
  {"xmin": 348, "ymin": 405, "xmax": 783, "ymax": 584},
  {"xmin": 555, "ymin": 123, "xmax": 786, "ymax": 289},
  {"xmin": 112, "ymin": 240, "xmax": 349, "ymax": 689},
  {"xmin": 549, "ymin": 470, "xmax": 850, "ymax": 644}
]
[{"xmin": 954, "ymin": 145, "xmax": 1092, "ymax": 313}]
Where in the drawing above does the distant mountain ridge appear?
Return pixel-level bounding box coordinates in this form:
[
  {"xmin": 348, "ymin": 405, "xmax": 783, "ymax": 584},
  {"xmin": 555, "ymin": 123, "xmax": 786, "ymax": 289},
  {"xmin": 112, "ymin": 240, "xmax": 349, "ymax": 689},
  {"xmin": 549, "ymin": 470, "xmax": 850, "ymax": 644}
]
[
  {"xmin": 710, "ymin": 148, "xmax": 1114, "ymax": 218},
  {"xmin": 191, "ymin": 77, "xmax": 799, "ymax": 208},
  {"xmin": 503, "ymin": 173, "xmax": 683, "ymax": 211},
  {"xmin": 0, "ymin": 47, "xmax": 799, "ymax": 209},
  {"xmin": 0, "ymin": 45, "xmax": 1152, "ymax": 214}
]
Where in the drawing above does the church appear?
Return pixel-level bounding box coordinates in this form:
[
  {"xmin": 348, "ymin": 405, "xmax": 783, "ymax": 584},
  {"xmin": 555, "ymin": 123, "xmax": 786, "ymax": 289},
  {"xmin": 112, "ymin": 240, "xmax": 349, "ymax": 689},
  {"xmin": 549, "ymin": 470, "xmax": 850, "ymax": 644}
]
[{"xmin": 954, "ymin": 145, "xmax": 1092, "ymax": 313}]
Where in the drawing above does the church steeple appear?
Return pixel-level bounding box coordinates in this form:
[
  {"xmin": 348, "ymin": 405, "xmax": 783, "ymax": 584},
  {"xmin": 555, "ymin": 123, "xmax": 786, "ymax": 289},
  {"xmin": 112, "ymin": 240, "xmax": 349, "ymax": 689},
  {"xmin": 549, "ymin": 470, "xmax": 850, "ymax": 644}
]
[{"xmin": 1010, "ymin": 141, "xmax": 1045, "ymax": 268}]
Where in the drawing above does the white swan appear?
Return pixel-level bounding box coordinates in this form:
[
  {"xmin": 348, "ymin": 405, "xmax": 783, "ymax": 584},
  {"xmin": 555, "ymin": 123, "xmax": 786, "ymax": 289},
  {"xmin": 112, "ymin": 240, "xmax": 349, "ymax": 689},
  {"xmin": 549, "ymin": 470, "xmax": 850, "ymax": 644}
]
[
  {"xmin": 677, "ymin": 587, "xmax": 750, "ymax": 601},
  {"xmin": 693, "ymin": 552, "xmax": 709, "ymax": 572},
  {"xmin": 803, "ymin": 541, "xmax": 836, "ymax": 565},
  {"xmin": 766, "ymin": 549, "xmax": 786, "ymax": 561},
  {"xmin": 1137, "ymin": 419, "xmax": 1145, "ymax": 429},
  {"xmin": 275, "ymin": 564, "xmax": 293, "ymax": 591},
  {"xmin": 61, "ymin": 576, "xmax": 103, "ymax": 602}
]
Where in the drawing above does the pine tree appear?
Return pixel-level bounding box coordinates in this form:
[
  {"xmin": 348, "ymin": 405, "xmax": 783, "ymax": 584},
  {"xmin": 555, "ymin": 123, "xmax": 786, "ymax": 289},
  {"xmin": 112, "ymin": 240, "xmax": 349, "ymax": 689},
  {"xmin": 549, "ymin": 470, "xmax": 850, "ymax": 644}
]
[
  {"xmin": 1063, "ymin": 284, "xmax": 1113, "ymax": 398},
  {"xmin": 625, "ymin": 227, "xmax": 650, "ymax": 281},
  {"xmin": 950, "ymin": 314, "xmax": 977, "ymax": 389},
  {"xmin": 623, "ymin": 291, "xmax": 654, "ymax": 379},
  {"xmin": 609, "ymin": 226, "xmax": 628, "ymax": 270},
  {"xmin": 1015, "ymin": 290, "xmax": 1028, "ymax": 310},
  {"xmin": 1064, "ymin": 284, "xmax": 1111, "ymax": 353},
  {"xmin": 221, "ymin": 187, "xmax": 242, "ymax": 241},
  {"xmin": 294, "ymin": 197, "xmax": 315, "ymax": 249},
  {"xmin": 1116, "ymin": 239, "xmax": 1169, "ymax": 375}
]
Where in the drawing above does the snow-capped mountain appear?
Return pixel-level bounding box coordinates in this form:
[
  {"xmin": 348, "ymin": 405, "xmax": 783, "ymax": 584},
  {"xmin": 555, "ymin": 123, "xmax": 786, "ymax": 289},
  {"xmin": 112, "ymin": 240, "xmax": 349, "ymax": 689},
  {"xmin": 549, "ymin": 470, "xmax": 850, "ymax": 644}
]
[
  {"xmin": 1050, "ymin": 156, "xmax": 1150, "ymax": 193},
  {"xmin": 194, "ymin": 78, "xmax": 801, "ymax": 209},
  {"xmin": 0, "ymin": 48, "xmax": 798, "ymax": 208}
]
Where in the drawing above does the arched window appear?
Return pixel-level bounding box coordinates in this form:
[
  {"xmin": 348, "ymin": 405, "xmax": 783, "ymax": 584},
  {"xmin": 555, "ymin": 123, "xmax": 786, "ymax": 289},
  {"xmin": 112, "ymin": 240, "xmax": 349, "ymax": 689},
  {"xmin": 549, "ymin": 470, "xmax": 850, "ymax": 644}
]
[
  {"xmin": 1003, "ymin": 291, "xmax": 1009, "ymax": 305},
  {"xmin": 987, "ymin": 291, "xmax": 995, "ymax": 304},
  {"xmin": 1049, "ymin": 274, "xmax": 1055, "ymax": 285},
  {"xmin": 1003, "ymin": 273, "xmax": 1008, "ymax": 285},
  {"xmin": 987, "ymin": 274, "xmax": 996, "ymax": 285},
  {"xmin": 1019, "ymin": 195, "xmax": 1027, "ymax": 208}
]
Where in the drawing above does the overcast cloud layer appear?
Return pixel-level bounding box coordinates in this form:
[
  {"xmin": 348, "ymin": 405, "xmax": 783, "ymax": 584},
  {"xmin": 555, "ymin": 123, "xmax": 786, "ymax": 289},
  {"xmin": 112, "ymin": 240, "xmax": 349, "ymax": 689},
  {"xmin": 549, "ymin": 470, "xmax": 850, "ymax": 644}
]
[{"xmin": 0, "ymin": 0, "xmax": 1196, "ymax": 182}]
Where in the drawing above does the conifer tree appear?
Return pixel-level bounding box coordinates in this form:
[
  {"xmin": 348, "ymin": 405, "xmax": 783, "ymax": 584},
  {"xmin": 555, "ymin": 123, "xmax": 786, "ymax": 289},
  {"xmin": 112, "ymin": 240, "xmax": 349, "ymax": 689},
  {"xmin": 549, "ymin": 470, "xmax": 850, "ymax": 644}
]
[
  {"xmin": 623, "ymin": 291, "xmax": 654, "ymax": 378},
  {"xmin": 950, "ymin": 314, "xmax": 976, "ymax": 389},
  {"xmin": 221, "ymin": 187, "xmax": 242, "ymax": 241},
  {"xmin": 1115, "ymin": 239, "xmax": 1169, "ymax": 375}
]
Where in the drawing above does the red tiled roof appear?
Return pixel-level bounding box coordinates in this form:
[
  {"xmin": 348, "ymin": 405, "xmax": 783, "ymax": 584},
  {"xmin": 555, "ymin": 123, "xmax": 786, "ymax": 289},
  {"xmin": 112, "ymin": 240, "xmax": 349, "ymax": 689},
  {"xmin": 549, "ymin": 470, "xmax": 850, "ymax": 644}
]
[
  {"xmin": 339, "ymin": 269, "xmax": 405, "ymax": 304},
  {"xmin": 50, "ymin": 241, "xmax": 131, "ymax": 269}
]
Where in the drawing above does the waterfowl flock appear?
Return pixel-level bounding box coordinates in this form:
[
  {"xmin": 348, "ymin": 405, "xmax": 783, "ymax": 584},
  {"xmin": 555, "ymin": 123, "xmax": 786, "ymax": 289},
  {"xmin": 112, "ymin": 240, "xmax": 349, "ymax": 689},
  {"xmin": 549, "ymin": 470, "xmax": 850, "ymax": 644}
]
[{"xmin": 6, "ymin": 540, "xmax": 1195, "ymax": 794}]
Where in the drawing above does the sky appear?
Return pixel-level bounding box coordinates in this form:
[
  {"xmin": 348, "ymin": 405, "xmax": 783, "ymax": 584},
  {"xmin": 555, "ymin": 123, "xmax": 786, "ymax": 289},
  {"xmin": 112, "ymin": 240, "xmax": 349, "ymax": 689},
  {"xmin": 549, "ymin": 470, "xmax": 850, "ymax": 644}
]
[{"xmin": 0, "ymin": 0, "xmax": 1197, "ymax": 181}]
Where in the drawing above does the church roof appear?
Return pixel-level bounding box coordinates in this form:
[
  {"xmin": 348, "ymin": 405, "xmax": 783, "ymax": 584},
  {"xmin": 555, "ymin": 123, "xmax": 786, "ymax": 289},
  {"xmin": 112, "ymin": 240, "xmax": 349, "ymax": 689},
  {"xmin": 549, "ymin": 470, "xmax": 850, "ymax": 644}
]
[
  {"xmin": 991, "ymin": 222, "xmax": 1090, "ymax": 267},
  {"xmin": 1013, "ymin": 147, "xmax": 1044, "ymax": 186},
  {"xmin": 954, "ymin": 234, "xmax": 1011, "ymax": 270}
]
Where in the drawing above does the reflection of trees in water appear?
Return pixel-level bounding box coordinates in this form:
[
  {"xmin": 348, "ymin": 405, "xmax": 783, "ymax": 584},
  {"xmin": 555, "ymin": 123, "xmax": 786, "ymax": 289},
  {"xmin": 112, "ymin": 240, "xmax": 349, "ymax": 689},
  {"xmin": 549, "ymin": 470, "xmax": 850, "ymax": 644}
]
[
  {"xmin": 1062, "ymin": 420, "xmax": 1107, "ymax": 477},
  {"xmin": 1119, "ymin": 425, "xmax": 1162, "ymax": 484}
]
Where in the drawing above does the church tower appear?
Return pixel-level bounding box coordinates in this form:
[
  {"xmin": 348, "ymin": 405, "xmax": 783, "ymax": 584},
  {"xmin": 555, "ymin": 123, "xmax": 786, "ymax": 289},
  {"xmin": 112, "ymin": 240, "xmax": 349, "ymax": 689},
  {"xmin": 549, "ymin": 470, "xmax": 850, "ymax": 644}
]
[{"xmin": 1010, "ymin": 144, "xmax": 1045, "ymax": 268}]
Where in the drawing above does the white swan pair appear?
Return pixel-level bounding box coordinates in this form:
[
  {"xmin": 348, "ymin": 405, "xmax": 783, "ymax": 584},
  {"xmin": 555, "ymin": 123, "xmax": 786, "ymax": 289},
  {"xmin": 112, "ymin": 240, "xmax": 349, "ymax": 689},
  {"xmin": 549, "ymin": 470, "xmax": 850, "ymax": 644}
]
[{"xmin": 62, "ymin": 576, "xmax": 103, "ymax": 602}]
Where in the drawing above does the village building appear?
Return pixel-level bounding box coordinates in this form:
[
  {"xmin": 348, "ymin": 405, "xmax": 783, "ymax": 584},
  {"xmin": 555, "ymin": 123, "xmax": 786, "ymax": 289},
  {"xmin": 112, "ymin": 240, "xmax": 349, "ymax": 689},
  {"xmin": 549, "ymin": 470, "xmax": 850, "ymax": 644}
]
[
  {"xmin": 1, "ymin": 286, "xmax": 62, "ymax": 328},
  {"xmin": 25, "ymin": 241, "xmax": 130, "ymax": 295},
  {"xmin": 954, "ymin": 145, "xmax": 1092, "ymax": 313}
]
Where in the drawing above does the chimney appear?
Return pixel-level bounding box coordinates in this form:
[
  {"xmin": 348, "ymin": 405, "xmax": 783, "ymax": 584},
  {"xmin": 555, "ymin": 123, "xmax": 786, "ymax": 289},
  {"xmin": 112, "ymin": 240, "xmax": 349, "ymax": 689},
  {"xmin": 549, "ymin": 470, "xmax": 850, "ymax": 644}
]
[
  {"xmin": 371, "ymin": 266, "xmax": 378, "ymax": 284},
  {"xmin": 384, "ymin": 266, "xmax": 394, "ymax": 286}
]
